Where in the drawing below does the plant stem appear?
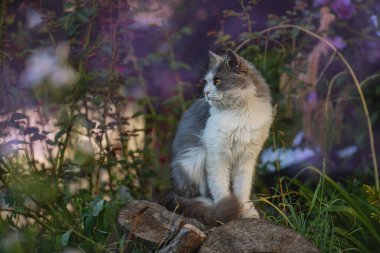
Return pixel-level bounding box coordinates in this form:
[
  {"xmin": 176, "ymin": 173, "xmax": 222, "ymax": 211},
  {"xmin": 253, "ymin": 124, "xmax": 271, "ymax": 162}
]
[
  {"xmin": 0, "ymin": 0, "xmax": 6, "ymax": 56},
  {"xmin": 55, "ymin": 123, "xmax": 73, "ymax": 180},
  {"xmin": 163, "ymin": 28, "xmax": 186, "ymax": 112},
  {"xmin": 271, "ymin": 106, "xmax": 287, "ymax": 216},
  {"xmin": 239, "ymin": 0, "xmax": 252, "ymax": 34}
]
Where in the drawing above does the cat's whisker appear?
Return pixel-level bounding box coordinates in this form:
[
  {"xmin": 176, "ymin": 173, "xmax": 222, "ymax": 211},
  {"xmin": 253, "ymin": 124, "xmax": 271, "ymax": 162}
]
[
  {"xmin": 185, "ymin": 94, "xmax": 207, "ymax": 102},
  {"xmin": 185, "ymin": 98, "xmax": 202, "ymax": 103},
  {"xmin": 187, "ymin": 57, "xmax": 208, "ymax": 72}
]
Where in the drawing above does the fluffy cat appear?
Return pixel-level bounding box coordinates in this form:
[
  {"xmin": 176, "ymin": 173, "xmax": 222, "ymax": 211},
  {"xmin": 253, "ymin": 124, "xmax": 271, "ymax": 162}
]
[{"xmin": 160, "ymin": 49, "xmax": 273, "ymax": 226}]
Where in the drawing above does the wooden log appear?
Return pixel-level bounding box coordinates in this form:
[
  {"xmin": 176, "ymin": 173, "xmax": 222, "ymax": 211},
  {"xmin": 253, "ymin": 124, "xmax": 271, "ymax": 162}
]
[
  {"xmin": 199, "ymin": 218, "xmax": 319, "ymax": 253},
  {"xmin": 116, "ymin": 200, "xmax": 319, "ymax": 253},
  {"xmin": 159, "ymin": 224, "xmax": 207, "ymax": 253},
  {"xmin": 117, "ymin": 200, "xmax": 206, "ymax": 252}
]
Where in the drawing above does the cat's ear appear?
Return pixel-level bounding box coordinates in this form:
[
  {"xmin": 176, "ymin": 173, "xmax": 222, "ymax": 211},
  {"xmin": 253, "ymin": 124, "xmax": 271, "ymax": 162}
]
[
  {"xmin": 226, "ymin": 49, "xmax": 248, "ymax": 74},
  {"xmin": 209, "ymin": 51, "xmax": 222, "ymax": 67}
]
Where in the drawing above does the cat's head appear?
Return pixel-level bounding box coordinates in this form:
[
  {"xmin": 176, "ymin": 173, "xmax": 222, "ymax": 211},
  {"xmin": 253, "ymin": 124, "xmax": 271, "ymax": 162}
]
[{"xmin": 202, "ymin": 49, "xmax": 270, "ymax": 109}]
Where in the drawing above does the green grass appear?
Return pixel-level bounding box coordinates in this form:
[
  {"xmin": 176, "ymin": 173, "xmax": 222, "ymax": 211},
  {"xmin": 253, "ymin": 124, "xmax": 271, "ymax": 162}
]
[{"xmin": 259, "ymin": 167, "xmax": 380, "ymax": 252}]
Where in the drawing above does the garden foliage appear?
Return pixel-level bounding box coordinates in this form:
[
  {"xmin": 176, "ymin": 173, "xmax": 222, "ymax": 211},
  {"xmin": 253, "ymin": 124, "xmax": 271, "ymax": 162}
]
[{"xmin": 0, "ymin": 0, "xmax": 380, "ymax": 252}]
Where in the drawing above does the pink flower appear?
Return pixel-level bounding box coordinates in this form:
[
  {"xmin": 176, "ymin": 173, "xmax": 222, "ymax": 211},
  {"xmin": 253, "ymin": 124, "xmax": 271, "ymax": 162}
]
[{"xmin": 115, "ymin": 66, "xmax": 127, "ymax": 73}]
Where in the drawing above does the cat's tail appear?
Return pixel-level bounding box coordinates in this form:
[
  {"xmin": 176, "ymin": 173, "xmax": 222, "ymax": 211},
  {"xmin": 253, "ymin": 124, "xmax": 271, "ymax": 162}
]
[{"xmin": 158, "ymin": 191, "xmax": 240, "ymax": 227}]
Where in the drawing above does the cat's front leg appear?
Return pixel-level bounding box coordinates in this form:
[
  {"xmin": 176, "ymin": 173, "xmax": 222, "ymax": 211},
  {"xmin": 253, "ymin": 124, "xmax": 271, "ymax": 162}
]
[
  {"xmin": 232, "ymin": 157, "xmax": 260, "ymax": 219},
  {"xmin": 206, "ymin": 152, "xmax": 231, "ymax": 203}
]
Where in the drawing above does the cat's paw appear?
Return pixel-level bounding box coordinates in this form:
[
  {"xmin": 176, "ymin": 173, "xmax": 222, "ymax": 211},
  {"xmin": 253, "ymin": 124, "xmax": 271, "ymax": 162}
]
[{"xmin": 240, "ymin": 202, "xmax": 260, "ymax": 219}]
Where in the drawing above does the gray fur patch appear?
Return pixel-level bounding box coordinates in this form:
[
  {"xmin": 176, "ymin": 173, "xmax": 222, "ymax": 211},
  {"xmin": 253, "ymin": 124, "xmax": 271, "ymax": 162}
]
[
  {"xmin": 213, "ymin": 50, "xmax": 270, "ymax": 99},
  {"xmin": 171, "ymin": 99, "xmax": 210, "ymax": 198},
  {"xmin": 159, "ymin": 191, "xmax": 240, "ymax": 227}
]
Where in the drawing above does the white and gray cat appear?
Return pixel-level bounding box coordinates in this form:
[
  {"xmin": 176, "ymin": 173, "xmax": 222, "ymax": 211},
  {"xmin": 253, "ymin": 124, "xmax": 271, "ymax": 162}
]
[{"xmin": 160, "ymin": 49, "xmax": 273, "ymax": 226}]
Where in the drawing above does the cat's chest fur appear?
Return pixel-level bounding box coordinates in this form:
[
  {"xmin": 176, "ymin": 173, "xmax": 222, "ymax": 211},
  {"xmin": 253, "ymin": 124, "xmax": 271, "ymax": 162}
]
[{"xmin": 203, "ymin": 102, "xmax": 272, "ymax": 155}]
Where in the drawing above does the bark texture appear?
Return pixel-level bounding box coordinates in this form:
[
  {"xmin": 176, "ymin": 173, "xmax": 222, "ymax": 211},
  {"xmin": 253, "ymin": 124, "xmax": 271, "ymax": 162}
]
[
  {"xmin": 199, "ymin": 218, "xmax": 319, "ymax": 253},
  {"xmin": 115, "ymin": 200, "xmax": 319, "ymax": 253}
]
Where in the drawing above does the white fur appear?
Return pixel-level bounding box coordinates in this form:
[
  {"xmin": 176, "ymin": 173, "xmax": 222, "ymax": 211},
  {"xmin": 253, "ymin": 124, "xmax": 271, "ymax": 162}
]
[
  {"xmin": 201, "ymin": 69, "xmax": 273, "ymax": 218},
  {"xmin": 176, "ymin": 147, "xmax": 207, "ymax": 195},
  {"xmin": 204, "ymin": 71, "xmax": 219, "ymax": 99}
]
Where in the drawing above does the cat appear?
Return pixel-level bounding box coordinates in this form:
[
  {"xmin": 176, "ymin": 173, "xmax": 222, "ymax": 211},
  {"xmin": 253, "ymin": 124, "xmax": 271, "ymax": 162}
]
[{"xmin": 160, "ymin": 49, "xmax": 273, "ymax": 226}]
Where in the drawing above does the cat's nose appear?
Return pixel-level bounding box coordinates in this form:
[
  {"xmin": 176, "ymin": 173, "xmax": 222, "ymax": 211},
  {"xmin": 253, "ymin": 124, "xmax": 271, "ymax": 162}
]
[{"xmin": 204, "ymin": 91, "xmax": 210, "ymax": 97}]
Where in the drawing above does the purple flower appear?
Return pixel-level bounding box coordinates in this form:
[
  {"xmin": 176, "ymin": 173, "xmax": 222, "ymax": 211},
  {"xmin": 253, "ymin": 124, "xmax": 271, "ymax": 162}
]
[
  {"xmin": 307, "ymin": 91, "xmax": 318, "ymax": 103},
  {"xmin": 331, "ymin": 0, "xmax": 356, "ymax": 20},
  {"xmin": 314, "ymin": 0, "xmax": 330, "ymax": 7},
  {"xmin": 329, "ymin": 36, "xmax": 347, "ymax": 50}
]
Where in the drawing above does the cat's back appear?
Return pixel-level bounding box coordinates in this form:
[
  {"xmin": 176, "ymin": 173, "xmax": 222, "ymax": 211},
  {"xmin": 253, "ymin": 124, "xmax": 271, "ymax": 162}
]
[{"xmin": 172, "ymin": 99, "xmax": 210, "ymax": 152}]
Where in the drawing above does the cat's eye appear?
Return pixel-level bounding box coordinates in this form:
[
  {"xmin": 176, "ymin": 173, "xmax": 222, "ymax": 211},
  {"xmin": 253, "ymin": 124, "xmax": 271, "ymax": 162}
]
[
  {"xmin": 214, "ymin": 78, "xmax": 221, "ymax": 86},
  {"xmin": 199, "ymin": 79, "xmax": 206, "ymax": 86}
]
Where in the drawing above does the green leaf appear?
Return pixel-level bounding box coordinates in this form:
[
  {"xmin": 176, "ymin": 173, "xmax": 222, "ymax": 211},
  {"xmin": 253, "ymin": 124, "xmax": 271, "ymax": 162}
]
[
  {"xmin": 46, "ymin": 139, "xmax": 56, "ymax": 146},
  {"xmin": 181, "ymin": 27, "xmax": 192, "ymax": 35},
  {"xmin": 63, "ymin": 2, "xmax": 74, "ymax": 10},
  {"xmin": 84, "ymin": 214, "xmax": 95, "ymax": 236},
  {"xmin": 223, "ymin": 10, "xmax": 241, "ymax": 17},
  {"xmin": 30, "ymin": 133, "xmax": 46, "ymax": 142},
  {"xmin": 83, "ymin": 8, "xmax": 97, "ymax": 16},
  {"xmin": 279, "ymin": 66, "xmax": 293, "ymax": 75},
  {"xmin": 76, "ymin": 114, "xmax": 96, "ymax": 130},
  {"xmin": 6, "ymin": 14, "xmax": 15, "ymax": 25},
  {"xmin": 290, "ymin": 28, "xmax": 300, "ymax": 40},
  {"xmin": 23, "ymin": 127, "xmax": 39, "ymax": 135},
  {"xmin": 55, "ymin": 130, "xmax": 66, "ymax": 141},
  {"xmin": 93, "ymin": 199, "xmax": 105, "ymax": 217},
  {"xmin": 10, "ymin": 112, "xmax": 28, "ymax": 122},
  {"xmin": 239, "ymin": 32, "xmax": 261, "ymax": 41},
  {"xmin": 61, "ymin": 229, "xmax": 71, "ymax": 246},
  {"xmin": 77, "ymin": 12, "xmax": 90, "ymax": 23},
  {"xmin": 307, "ymin": 178, "xmax": 321, "ymax": 216},
  {"xmin": 103, "ymin": 204, "xmax": 116, "ymax": 228}
]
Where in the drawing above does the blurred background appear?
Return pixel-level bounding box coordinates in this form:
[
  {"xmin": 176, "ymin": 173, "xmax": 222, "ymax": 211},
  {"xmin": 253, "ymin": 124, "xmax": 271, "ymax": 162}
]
[{"xmin": 1, "ymin": 0, "xmax": 380, "ymax": 252}]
